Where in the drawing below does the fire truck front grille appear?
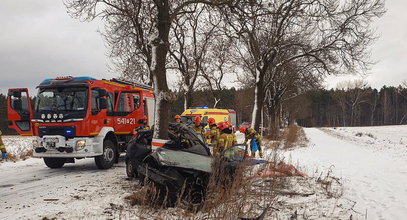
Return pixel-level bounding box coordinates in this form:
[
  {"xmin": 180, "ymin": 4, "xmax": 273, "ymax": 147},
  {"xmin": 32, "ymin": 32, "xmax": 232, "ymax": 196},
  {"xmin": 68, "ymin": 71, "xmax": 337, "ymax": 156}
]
[{"xmin": 38, "ymin": 126, "xmax": 76, "ymax": 138}]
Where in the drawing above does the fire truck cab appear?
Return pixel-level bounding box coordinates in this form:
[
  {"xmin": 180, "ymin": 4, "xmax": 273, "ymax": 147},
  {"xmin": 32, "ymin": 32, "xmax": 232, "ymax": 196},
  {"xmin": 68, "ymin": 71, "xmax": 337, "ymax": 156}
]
[{"xmin": 7, "ymin": 76, "xmax": 155, "ymax": 169}]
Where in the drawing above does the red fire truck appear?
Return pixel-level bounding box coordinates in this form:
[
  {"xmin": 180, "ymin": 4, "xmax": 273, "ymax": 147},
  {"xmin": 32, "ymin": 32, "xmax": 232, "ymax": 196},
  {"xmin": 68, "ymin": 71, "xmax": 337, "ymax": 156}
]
[{"xmin": 7, "ymin": 76, "xmax": 155, "ymax": 169}]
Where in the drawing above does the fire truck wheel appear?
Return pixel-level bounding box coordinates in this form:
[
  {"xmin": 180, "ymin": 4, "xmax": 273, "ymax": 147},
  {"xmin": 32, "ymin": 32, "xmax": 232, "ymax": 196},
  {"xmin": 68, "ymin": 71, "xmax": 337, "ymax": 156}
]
[
  {"xmin": 95, "ymin": 140, "xmax": 116, "ymax": 169},
  {"xmin": 43, "ymin": 158, "xmax": 66, "ymax": 168}
]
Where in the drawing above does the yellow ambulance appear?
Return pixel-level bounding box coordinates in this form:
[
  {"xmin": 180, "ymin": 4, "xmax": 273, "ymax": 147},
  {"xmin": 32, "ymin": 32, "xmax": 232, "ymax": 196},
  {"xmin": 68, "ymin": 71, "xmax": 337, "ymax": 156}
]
[{"xmin": 181, "ymin": 107, "xmax": 237, "ymax": 131}]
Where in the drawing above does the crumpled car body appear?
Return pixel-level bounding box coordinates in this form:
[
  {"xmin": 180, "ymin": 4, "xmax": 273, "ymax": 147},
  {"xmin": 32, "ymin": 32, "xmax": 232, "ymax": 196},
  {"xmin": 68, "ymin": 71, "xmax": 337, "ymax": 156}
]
[{"xmin": 125, "ymin": 123, "xmax": 214, "ymax": 206}]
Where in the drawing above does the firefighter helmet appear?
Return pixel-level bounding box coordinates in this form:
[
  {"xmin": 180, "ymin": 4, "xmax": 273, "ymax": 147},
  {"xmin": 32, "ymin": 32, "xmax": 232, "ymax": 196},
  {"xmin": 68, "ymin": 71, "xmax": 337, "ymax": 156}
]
[
  {"xmin": 194, "ymin": 116, "xmax": 201, "ymax": 124},
  {"xmin": 239, "ymin": 126, "xmax": 247, "ymax": 133},
  {"xmin": 217, "ymin": 122, "xmax": 229, "ymax": 131},
  {"xmin": 207, "ymin": 118, "xmax": 216, "ymax": 125}
]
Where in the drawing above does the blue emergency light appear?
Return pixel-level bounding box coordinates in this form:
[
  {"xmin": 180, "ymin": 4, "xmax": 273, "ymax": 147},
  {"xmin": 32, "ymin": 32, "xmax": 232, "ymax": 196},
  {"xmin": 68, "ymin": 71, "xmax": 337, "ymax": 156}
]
[{"xmin": 41, "ymin": 76, "xmax": 96, "ymax": 83}]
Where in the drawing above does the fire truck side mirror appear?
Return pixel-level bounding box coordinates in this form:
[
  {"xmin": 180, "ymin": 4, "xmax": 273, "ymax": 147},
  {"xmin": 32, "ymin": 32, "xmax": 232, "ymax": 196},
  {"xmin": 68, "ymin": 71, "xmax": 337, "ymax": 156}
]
[{"xmin": 99, "ymin": 98, "xmax": 107, "ymax": 110}]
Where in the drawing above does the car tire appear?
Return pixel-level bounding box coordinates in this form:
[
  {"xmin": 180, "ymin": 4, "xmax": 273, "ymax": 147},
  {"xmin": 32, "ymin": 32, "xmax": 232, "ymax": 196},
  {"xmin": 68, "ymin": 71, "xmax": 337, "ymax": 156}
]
[
  {"xmin": 126, "ymin": 159, "xmax": 138, "ymax": 179},
  {"xmin": 44, "ymin": 158, "xmax": 66, "ymax": 168},
  {"xmin": 95, "ymin": 140, "xmax": 116, "ymax": 169}
]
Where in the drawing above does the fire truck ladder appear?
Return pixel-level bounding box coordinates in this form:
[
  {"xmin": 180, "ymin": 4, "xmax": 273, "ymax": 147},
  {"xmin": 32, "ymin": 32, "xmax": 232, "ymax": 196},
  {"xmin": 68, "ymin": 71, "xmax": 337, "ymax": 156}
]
[{"xmin": 110, "ymin": 78, "xmax": 153, "ymax": 90}]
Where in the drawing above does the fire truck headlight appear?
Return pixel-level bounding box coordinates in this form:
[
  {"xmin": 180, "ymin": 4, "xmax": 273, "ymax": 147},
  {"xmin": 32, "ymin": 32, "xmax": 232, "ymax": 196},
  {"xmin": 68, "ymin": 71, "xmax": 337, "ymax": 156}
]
[
  {"xmin": 75, "ymin": 140, "xmax": 86, "ymax": 150},
  {"xmin": 32, "ymin": 140, "xmax": 39, "ymax": 148}
]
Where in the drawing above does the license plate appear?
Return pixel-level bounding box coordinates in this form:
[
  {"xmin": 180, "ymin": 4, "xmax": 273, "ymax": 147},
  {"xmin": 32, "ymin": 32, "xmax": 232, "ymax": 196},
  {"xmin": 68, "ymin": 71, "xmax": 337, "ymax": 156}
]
[{"xmin": 44, "ymin": 138, "xmax": 59, "ymax": 143}]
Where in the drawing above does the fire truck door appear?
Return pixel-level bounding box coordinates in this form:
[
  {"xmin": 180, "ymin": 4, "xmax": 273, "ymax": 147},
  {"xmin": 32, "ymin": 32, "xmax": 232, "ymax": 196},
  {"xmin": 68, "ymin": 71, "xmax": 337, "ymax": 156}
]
[
  {"xmin": 7, "ymin": 88, "xmax": 33, "ymax": 135},
  {"xmin": 89, "ymin": 88, "xmax": 112, "ymax": 135},
  {"xmin": 114, "ymin": 91, "xmax": 143, "ymax": 134}
]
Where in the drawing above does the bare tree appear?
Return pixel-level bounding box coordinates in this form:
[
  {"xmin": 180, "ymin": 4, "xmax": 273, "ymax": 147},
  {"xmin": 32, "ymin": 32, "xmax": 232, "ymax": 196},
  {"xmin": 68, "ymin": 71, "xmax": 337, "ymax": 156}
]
[
  {"xmin": 169, "ymin": 5, "xmax": 220, "ymax": 110},
  {"xmin": 265, "ymin": 60, "xmax": 323, "ymax": 134},
  {"xmin": 199, "ymin": 34, "xmax": 234, "ymax": 108},
  {"xmin": 64, "ymin": 0, "xmax": 233, "ymax": 139},
  {"xmin": 220, "ymin": 0, "xmax": 385, "ymax": 130},
  {"xmin": 338, "ymin": 79, "xmax": 370, "ymax": 126}
]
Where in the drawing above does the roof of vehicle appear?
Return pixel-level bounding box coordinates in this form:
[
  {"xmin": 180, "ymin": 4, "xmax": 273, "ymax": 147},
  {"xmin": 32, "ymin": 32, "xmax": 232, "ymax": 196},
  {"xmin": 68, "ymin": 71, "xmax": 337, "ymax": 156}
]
[
  {"xmin": 181, "ymin": 108, "xmax": 236, "ymax": 116},
  {"xmin": 37, "ymin": 76, "xmax": 153, "ymax": 93}
]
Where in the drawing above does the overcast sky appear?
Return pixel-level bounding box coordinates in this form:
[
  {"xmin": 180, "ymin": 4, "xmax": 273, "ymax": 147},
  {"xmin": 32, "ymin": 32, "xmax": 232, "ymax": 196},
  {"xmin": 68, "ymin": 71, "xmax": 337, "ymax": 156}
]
[{"xmin": 0, "ymin": 0, "xmax": 406, "ymax": 97}]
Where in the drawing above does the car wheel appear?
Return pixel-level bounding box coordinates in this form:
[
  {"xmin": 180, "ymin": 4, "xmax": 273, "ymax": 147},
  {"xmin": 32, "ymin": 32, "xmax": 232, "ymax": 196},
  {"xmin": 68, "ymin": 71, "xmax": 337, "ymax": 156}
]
[
  {"xmin": 95, "ymin": 140, "xmax": 116, "ymax": 169},
  {"xmin": 43, "ymin": 158, "xmax": 66, "ymax": 168},
  {"xmin": 126, "ymin": 159, "xmax": 138, "ymax": 179}
]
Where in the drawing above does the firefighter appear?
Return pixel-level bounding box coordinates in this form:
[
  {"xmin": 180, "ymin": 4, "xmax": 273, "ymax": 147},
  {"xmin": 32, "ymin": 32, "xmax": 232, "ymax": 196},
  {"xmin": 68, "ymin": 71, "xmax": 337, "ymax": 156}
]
[
  {"xmin": 174, "ymin": 115, "xmax": 181, "ymax": 123},
  {"xmin": 205, "ymin": 118, "xmax": 219, "ymax": 146},
  {"xmin": 135, "ymin": 115, "xmax": 150, "ymax": 132},
  {"xmin": 216, "ymin": 122, "xmax": 237, "ymax": 156},
  {"xmin": 240, "ymin": 126, "xmax": 263, "ymax": 158},
  {"xmin": 0, "ymin": 129, "xmax": 7, "ymax": 161},
  {"xmin": 192, "ymin": 116, "xmax": 205, "ymax": 136}
]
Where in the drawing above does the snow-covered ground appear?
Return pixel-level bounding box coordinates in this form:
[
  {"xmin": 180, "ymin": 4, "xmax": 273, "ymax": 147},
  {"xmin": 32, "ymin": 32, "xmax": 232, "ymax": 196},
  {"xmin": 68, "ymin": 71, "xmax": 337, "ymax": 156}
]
[
  {"xmin": 2, "ymin": 135, "xmax": 34, "ymax": 160},
  {"xmin": 0, "ymin": 136, "xmax": 138, "ymax": 219},
  {"xmin": 284, "ymin": 126, "xmax": 407, "ymax": 220},
  {"xmin": 0, "ymin": 156, "xmax": 138, "ymax": 219},
  {"xmin": 1, "ymin": 126, "xmax": 407, "ymax": 219}
]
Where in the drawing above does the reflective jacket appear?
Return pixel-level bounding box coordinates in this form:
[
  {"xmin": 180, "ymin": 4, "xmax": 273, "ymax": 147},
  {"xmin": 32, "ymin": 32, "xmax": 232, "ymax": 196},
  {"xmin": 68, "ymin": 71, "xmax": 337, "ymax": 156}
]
[
  {"xmin": 205, "ymin": 127, "xmax": 220, "ymax": 146},
  {"xmin": 0, "ymin": 130, "xmax": 6, "ymax": 153},
  {"xmin": 135, "ymin": 125, "xmax": 151, "ymax": 132},
  {"xmin": 244, "ymin": 128, "xmax": 262, "ymax": 146},
  {"xmin": 192, "ymin": 125, "xmax": 205, "ymax": 135},
  {"xmin": 218, "ymin": 133, "xmax": 237, "ymax": 153}
]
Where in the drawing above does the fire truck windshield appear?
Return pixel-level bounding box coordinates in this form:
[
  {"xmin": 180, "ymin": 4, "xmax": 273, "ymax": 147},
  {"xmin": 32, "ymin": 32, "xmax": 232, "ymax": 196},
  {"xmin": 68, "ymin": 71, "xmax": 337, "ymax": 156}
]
[{"xmin": 35, "ymin": 87, "xmax": 88, "ymax": 112}]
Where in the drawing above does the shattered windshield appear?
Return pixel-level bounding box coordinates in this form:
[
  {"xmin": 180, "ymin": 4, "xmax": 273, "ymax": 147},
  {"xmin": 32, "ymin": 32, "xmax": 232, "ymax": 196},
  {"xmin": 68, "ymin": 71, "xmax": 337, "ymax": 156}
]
[
  {"xmin": 167, "ymin": 123, "xmax": 211, "ymax": 156},
  {"xmin": 35, "ymin": 87, "xmax": 88, "ymax": 112}
]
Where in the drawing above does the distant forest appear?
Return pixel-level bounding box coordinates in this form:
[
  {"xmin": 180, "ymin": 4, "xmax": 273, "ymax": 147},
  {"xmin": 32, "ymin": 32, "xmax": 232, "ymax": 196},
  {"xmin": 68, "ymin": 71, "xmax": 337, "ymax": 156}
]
[
  {"xmin": 296, "ymin": 86, "xmax": 407, "ymax": 127},
  {"xmin": 1, "ymin": 85, "xmax": 407, "ymax": 135}
]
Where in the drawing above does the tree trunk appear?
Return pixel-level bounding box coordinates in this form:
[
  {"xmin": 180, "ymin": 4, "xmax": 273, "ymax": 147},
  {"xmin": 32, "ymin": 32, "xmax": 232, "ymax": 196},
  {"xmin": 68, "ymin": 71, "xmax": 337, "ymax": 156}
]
[
  {"xmin": 184, "ymin": 89, "xmax": 192, "ymax": 110},
  {"xmin": 251, "ymin": 71, "xmax": 265, "ymax": 131},
  {"xmin": 151, "ymin": 1, "xmax": 171, "ymax": 139},
  {"xmin": 182, "ymin": 71, "xmax": 192, "ymax": 110}
]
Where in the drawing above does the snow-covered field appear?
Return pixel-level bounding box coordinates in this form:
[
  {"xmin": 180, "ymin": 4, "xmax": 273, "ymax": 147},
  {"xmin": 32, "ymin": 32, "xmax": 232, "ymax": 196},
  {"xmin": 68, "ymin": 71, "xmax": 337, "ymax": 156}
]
[
  {"xmin": 284, "ymin": 126, "xmax": 407, "ymax": 220},
  {"xmin": 1, "ymin": 125, "xmax": 407, "ymax": 219}
]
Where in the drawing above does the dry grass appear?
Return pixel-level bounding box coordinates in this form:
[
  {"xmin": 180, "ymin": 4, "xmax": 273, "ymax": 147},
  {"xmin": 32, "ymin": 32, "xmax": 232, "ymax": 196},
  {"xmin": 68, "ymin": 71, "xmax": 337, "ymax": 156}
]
[
  {"xmin": 4, "ymin": 149, "xmax": 33, "ymax": 162},
  {"xmin": 125, "ymin": 159, "xmax": 282, "ymax": 219},
  {"xmin": 124, "ymin": 126, "xmax": 313, "ymax": 219},
  {"xmin": 283, "ymin": 124, "xmax": 308, "ymax": 149},
  {"xmin": 5, "ymin": 152, "xmax": 18, "ymax": 161},
  {"xmin": 20, "ymin": 149, "xmax": 33, "ymax": 160}
]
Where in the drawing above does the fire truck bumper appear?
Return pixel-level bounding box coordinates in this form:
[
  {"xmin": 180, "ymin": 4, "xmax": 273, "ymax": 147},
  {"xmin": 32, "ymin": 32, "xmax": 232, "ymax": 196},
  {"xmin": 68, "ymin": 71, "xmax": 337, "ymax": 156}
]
[{"xmin": 32, "ymin": 135, "xmax": 104, "ymax": 158}]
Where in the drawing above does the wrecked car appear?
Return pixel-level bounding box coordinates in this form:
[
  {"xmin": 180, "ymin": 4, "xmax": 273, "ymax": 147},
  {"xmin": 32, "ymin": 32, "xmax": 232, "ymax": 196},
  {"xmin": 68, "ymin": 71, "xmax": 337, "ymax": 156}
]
[
  {"xmin": 125, "ymin": 123, "xmax": 249, "ymax": 206},
  {"xmin": 125, "ymin": 123, "xmax": 213, "ymax": 206}
]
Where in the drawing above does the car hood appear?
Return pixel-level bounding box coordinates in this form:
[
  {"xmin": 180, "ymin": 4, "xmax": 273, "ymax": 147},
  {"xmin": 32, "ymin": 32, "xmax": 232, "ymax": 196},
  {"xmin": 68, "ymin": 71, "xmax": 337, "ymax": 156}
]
[{"xmin": 153, "ymin": 148, "xmax": 212, "ymax": 173}]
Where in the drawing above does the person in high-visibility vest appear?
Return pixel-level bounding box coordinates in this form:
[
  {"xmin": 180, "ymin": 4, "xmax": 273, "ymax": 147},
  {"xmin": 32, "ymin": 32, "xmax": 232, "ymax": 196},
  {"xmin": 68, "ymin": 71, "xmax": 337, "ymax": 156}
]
[
  {"xmin": 240, "ymin": 126, "xmax": 263, "ymax": 158},
  {"xmin": 0, "ymin": 130, "xmax": 7, "ymax": 161},
  {"xmin": 192, "ymin": 116, "xmax": 204, "ymax": 135},
  {"xmin": 216, "ymin": 122, "xmax": 237, "ymax": 156},
  {"xmin": 135, "ymin": 115, "xmax": 151, "ymax": 132},
  {"xmin": 205, "ymin": 118, "xmax": 219, "ymax": 146}
]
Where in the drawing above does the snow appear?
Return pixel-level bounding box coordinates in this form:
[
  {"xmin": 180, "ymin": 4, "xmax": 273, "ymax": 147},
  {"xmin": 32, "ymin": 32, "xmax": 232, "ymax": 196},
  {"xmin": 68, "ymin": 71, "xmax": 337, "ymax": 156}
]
[
  {"xmin": 284, "ymin": 126, "xmax": 407, "ymax": 219},
  {"xmin": 0, "ymin": 156, "xmax": 138, "ymax": 219},
  {"xmin": 1, "ymin": 126, "xmax": 407, "ymax": 219},
  {"xmin": 2, "ymin": 135, "xmax": 34, "ymax": 160}
]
